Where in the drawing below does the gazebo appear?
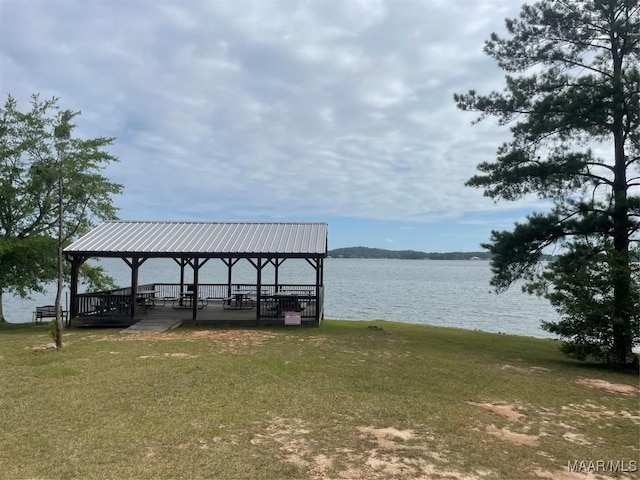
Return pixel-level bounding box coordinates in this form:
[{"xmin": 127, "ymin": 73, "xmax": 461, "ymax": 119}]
[{"xmin": 63, "ymin": 221, "xmax": 328, "ymax": 327}]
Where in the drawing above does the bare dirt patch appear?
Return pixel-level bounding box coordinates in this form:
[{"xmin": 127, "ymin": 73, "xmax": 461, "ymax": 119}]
[
  {"xmin": 251, "ymin": 416, "xmax": 314, "ymax": 471},
  {"xmin": 91, "ymin": 330, "xmax": 279, "ymax": 353},
  {"xmin": 561, "ymin": 402, "xmax": 640, "ymax": 425},
  {"xmin": 501, "ymin": 364, "xmax": 550, "ymax": 374},
  {"xmin": 561, "ymin": 432, "xmax": 592, "ymax": 446},
  {"xmin": 250, "ymin": 417, "xmax": 492, "ymax": 479},
  {"xmin": 484, "ymin": 424, "xmax": 540, "ymax": 446},
  {"xmin": 468, "ymin": 402, "xmax": 524, "ymax": 422},
  {"xmin": 576, "ymin": 378, "xmax": 639, "ymax": 396},
  {"xmin": 30, "ymin": 342, "xmax": 61, "ymax": 351},
  {"xmin": 470, "ymin": 398, "xmax": 637, "ymax": 452},
  {"xmin": 186, "ymin": 330, "xmax": 278, "ymax": 342},
  {"xmin": 357, "ymin": 426, "xmax": 415, "ymax": 450},
  {"xmin": 138, "ymin": 352, "xmax": 199, "ymax": 359},
  {"xmin": 534, "ymin": 468, "xmax": 603, "ymax": 479},
  {"xmin": 284, "ymin": 334, "xmax": 329, "ymax": 347},
  {"xmin": 98, "ymin": 330, "xmax": 278, "ymax": 343}
]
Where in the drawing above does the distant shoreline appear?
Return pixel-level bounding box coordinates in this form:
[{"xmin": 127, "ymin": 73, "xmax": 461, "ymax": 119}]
[
  {"xmin": 327, "ymin": 246, "xmax": 558, "ymax": 261},
  {"xmin": 327, "ymin": 246, "xmax": 491, "ymax": 260}
]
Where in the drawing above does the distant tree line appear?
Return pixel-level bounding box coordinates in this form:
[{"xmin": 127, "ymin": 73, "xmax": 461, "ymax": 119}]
[
  {"xmin": 327, "ymin": 247, "xmax": 492, "ymax": 260},
  {"xmin": 327, "ymin": 246, "xmax": 560, "ymax": 261}
]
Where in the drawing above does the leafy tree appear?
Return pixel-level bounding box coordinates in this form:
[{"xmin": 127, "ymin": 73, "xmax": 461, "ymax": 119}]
[
  {"xmin": 49, "ymin": 106, "xmax": 122, "ymax": 346},
  {"xmin": 0, "ymin": 236, "xmax": 57, "ymax": 322},
  {"xmin": 454, "ymin": 0, "xmax": 639, "ymax": 367},
  {"xmin": 0, "ymin": 94, "xmax": 122, "ymax": 340},
  {"xmin": 0, "ymin": 95, "xmax": 58, "ymax": 323}
]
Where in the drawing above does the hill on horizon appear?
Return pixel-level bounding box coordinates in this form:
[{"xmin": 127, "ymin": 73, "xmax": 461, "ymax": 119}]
[{"xmin": 327, "ymin": 246, "xmax": 490, "ymax": 260}]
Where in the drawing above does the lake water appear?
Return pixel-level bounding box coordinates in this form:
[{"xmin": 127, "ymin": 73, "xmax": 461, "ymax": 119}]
[{"xmin": 3, "ymin": 258, "xmax": 559, "ymax": 339}]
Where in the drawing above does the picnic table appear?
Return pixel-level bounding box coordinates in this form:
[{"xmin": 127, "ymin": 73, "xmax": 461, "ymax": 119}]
[
  {"xmin": 33, "ymin": 305, "xmax": 68, "ymax": 326},
  {"xmin": 136, "ymin": 289, "xmax": 161, "ymax": 313},
  {"xmin": 172, "ymin": 291, "xmax": 206, "ymax": 309},
  {"xmin": 223, "ymin": 290, "xmax": 254, "ymax": 310},
  {"xmin": 271, "ymin": 292, "xmax": 305, "ymax": 315}
]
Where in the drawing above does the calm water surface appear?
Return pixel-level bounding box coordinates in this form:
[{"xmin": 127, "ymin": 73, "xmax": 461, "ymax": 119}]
[{"xmin": 3, "ymin": 258, "xmax": 559, "ymax": 339}]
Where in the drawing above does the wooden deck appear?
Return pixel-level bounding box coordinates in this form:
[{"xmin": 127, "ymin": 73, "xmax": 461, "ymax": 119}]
[{"xmin": 72, "ymin": 298, "xmax": 320, "ymax": 328}]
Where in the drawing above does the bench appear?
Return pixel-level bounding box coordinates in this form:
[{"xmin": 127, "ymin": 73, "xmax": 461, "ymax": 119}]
[{"xmin": 33, "ymin": 305, "xmax": 68, "ymax": 325}]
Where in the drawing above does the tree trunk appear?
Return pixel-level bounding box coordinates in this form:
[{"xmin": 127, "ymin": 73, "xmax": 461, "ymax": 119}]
[
  {"xmin": 611, "ymin": 127, "xmax": 633, "ymax": 366},
  {"xmin": 610, "ymin": 29, "xmax": 634, "ymax": 367},
  {"xmin": 55, "ymin": 240, "xmax": 64, "ymax": 348},
  {"xmin": 54, "ymin": 170, "xmax": 64, "ymax": 349},
  {"xmin": 0, "ymin": 290, "xmax": 5, "ymax": 323}
]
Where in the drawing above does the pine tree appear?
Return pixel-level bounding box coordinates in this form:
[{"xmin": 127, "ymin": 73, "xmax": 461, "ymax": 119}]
[{"xmin": 454, "ymin": 0, "xmax": 639, "ymax": 367}]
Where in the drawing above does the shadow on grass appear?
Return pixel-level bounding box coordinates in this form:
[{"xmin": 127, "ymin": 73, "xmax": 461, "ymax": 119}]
[{"xmin": 0, "ymin": 322, "xmax": 50, "ymax": 334}]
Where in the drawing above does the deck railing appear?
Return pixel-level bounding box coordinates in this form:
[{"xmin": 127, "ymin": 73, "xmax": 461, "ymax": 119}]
[
  {"xmin": 76, "ymin": 292, "xmax": 133, "ymax": 319},
  {"xmin": 258, "ymin": 284, "xmax": 319, "ymax": 319},
  {"xmin": 76, "ymin": 283, "xmax": 322, "ymax": 321}
]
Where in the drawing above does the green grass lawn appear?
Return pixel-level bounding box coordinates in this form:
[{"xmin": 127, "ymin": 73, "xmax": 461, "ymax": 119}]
[{"xmin": 0, "ymin": 320, "xmax": 637, "ymax": 479}]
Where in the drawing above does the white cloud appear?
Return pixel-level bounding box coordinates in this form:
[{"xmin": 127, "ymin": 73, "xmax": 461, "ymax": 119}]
[{"xmin": 1, "ymin": 0, "xmax": 539, "ymax": 248}]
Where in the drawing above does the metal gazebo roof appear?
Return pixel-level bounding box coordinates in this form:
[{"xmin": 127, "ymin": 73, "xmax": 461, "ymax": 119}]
[{"xmin": 64, "ymin": 221, "xmax": 328, "ymax": 258}]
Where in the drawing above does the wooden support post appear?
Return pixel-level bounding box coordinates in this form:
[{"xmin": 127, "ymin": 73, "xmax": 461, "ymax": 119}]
[{"xmin": 192, "ymin": 258, "xmax": 200, "ymax": 321}]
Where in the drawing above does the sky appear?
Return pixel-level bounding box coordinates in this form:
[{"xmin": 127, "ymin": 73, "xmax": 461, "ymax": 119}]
[{"xmin": 0, "ymin": 0, "xmax": 550, "ymax": 252}]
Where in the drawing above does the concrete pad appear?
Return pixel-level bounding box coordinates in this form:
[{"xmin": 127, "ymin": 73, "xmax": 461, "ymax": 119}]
[{"xmin": 122, "ymin": 318, "xmax": 183, "ymax": 333}]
